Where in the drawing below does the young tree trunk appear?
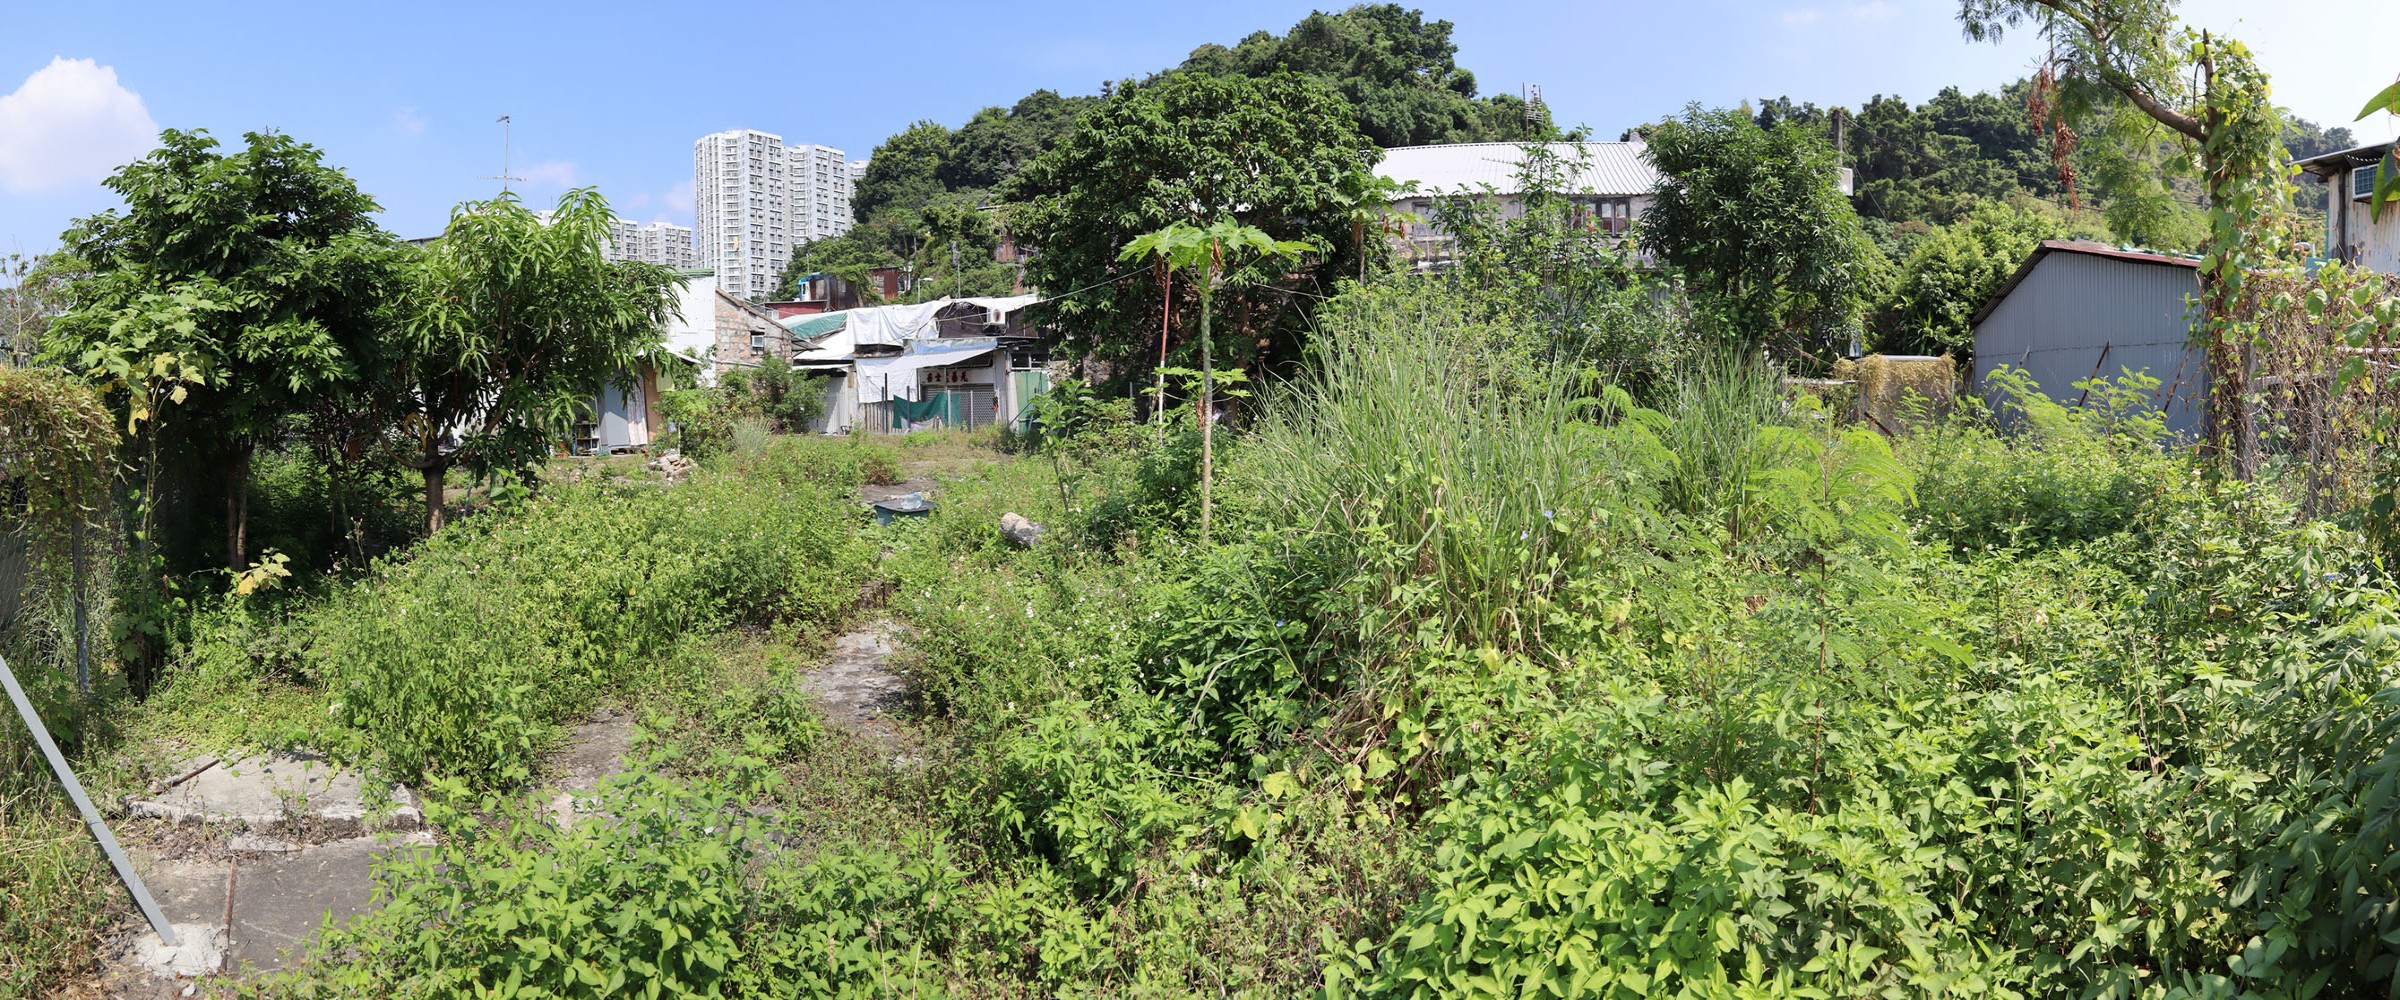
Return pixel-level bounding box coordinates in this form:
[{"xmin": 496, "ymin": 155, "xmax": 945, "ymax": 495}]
[
  {"xmin": 2194, "ymin": 40, "xmax": 2261, "ymax": 481},
  {"xmin": 225, "ymin": 441, "xmax": 252, "ymax": 570},
  {"xmin": 422, "ymin": 459, "xmax": 448, "ymax": 534},
  {"xmin": 1198, "ymin": 282, "xmax": 1215, "ymax": 545},
  {"xmin": 1156, "ymin": 266, "xmax": 1171, "ymax": 442}
]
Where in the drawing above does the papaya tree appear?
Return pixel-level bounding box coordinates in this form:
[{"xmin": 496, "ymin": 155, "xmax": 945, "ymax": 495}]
[{"xmin": 1119, "ymin": 219, "xmax": 1310, "ymax": 542}]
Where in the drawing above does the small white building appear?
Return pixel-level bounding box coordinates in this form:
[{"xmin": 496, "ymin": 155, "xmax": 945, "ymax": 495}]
[{"xmin": 2296, "ymin": 141, "xmax": 2400, "ymax": 273}]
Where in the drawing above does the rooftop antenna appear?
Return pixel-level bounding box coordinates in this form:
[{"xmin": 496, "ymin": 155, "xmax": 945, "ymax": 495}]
[
  {"xmin": 483, "ymin": 115, "xmax": 524, "ymax": 192},
  {"xmin": 1522, "ymin": 83, "xmax": 1545, "ymax": 138}
]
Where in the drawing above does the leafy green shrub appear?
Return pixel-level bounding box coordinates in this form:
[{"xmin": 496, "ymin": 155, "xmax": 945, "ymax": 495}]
[
  {"xmin": 297, "ymin": 755, "xmax": 767, "ymax": 998},
  {"xmin": 729, "ymin": 434, "xmax": 898, "ymax": 489},
  {"xmin": 976, "ymin": 698, "xmax": 1201, "ymax": 897},
  {"xmin": 307, "ymin": 470, "xmax": 870, "ymax": 787},
  {"xmin": 662, "ymin": 386, "xmax": 733, "ymax": 460},
  {"xmin": 737, "ymin": 836, "xmax": 974, "ymax": 995},
  {"xmin": 674, "ymin": 640, "xmax": 824, "ymax": 762},
  {"xmin": 1906, "ymin": 366, "xmax": 2180, "ymax": 551}
]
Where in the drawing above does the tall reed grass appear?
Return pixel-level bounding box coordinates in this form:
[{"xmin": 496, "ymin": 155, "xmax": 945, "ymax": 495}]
[{"xmin": 1243, "ymin": 285, "xmax": 1641, "ymax": 653}]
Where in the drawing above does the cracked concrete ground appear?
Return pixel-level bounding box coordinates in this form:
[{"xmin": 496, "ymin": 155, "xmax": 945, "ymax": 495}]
[{"xmin": 802, "ymin": 624, "xmax": 909, "ymax": 745}]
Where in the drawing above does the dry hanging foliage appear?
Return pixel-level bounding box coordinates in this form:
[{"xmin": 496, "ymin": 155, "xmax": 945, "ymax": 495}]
[
  {"xmin": 1830, "ymin": 354, "xmax": 1959, "ymax": 433},
  {"xmin": 0, "ymin": 366, "xmax": 116, "ymax": 544},
  {"xmin": 2238, "ymin": 269, "xmax": 2400, "ymax": 519}
]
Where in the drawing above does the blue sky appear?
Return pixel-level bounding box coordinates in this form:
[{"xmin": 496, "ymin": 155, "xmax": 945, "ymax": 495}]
[{"xmin": 3, "ymin": 0, "xmax": 2394, "ymax": 254}]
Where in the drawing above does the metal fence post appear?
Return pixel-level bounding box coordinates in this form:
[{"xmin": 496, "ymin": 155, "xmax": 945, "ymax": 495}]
[
  {"xmin": 0, "ymin": 650, "xmax": 178, "ymax": 944},
  {"xmin": 71, "ymin": 518, "xmax": 89, "ymax": 694}
]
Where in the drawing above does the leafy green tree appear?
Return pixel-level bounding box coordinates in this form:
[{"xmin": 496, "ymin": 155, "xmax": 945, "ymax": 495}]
[
  {"xmin": 853, "ymin": 120, "xmax": 951, "ymax": 224},
  {"xmin": 1004, "ymin": 71, "xmax": 1376, "ymax": 372},
  {"xmin": 1, "ymin": 253, "xmax": 68, "ymax": 366},
  {"xmin": 771, "ymin": 232, "xmax": 901, "ymax": 302},
  {"xmin": 939, "ymin": 90, "xmax": 1097, "ymax": 191},
  {"xmin": 394, "ymin": 190, "xmax": 679, "ymax": 531},
  {"xmin": 1421, "ymin": 143, "xmax": 1676, "ymax": 388},
  {"xmin": 45, "ymin": 128, "xmax": 400, "ymax": 569},
  {"xmin": 1177, "ymin": 4, "xmax": 1539, "ymax": 147},
  {"xmin": 1849, "ymin": 85, "xmax": 2059, "ymax": 225},
  {"xmin": 1870, "ymin": 197, "xmax": 2106, "ymax": 356},
  {"xmin": 903, "ymin": 198, "xmax": 1016, "ymax": 301},
  {"xmin": 1642, "ymin": 105, "xmax": 1873, "ymax": 352}
]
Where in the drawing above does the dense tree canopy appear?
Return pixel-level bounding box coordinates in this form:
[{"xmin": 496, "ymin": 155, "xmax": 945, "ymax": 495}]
[
  {"xmin": 1848, "ymin": 84, "xmax": 2063, "ymax": 224},
  {"xmin": 1643, "ymin": 105, "xmax": 1873, "ymax": 350},
  {"xmin": 394, "ymin": 190, "xmax": 679, "ymax": 531},
  {"xmin": 1004, "ymin": 71, "xmax": 1377, "ymax": 371},
  {"xmin": 938, "ymin": 90, "xmax": 1097, "ymax": 192},
  {"xmin": 1178, "ymin": 4, "xmax": 1538, "ymax": 147},
  {"xmin": 1870, "ymin": 197, "xmax": 2107, "ymax": 356},
  {"xmin": 853, "ymin": 120, "xmax": 953, "ymax": 225}
]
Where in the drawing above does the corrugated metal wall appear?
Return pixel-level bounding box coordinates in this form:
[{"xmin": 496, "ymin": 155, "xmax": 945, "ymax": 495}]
[{"xmin": 1971, "ymin": 252, "xmax": 2206, "ymax": 437}]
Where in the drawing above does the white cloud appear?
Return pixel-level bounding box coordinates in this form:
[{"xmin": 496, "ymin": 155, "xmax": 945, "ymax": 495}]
[
  {"xmin": 1781, "ymin": 8, "xmax": 1822, "ymax": 26},
  {"xmin": 0, "ymin": 57, "xmax": 158, "ymax": 194},
  {"xmin": 519, "ymin": 160, "xmax": 579, "ymax": 186},
  {"xmin": 393, "ymin": 105, "xmax": 427, "ymax": 138},
  {"xmin": 1847, "ymin": 1, "xmax": 1898, "ymax": 20},
  {"xmin": 666, "ymin": 178, "xmax": 693, "ymax": 215},
  {"xmin": 622, "ymin": 191, "xmax": 652, "ymax": 209}
]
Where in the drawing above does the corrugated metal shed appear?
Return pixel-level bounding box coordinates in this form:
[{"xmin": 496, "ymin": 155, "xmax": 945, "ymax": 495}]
[
  {"xmin": 1374, "ymin": 142, "xmax": 1660, "ymax": 197},
  {"xmin": 1970, "ymin": 240, "xmax": 2206, "ymax": 436}
]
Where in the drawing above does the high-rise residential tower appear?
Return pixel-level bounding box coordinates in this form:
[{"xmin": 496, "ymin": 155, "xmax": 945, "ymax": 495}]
[
  {"xmin": 603, "ymin": 219, "xmax": 697, "ymax": 270},
  {"xmin": 693, "ymin": 129, "xmax": 853, "ymax": 301}
]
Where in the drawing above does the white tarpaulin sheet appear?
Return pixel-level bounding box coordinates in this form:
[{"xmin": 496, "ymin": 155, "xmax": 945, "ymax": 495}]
[
  {"xmin": 854, "ymin": 341, "xmax": 999, "ymax": 403},
  {"xmin": 846, "ymin": 300, "xmax": 948, "ymax": 349},
  {"xmin": 954, "ymin": 294, "xmax": 1038, "ymax": 323},
  {"xmin": 791, "ymin": 326, "xmax": 856, "ymax": 365}
]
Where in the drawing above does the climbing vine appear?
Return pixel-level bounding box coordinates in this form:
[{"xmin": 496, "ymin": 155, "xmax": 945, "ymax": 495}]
[
  {"xmin": 0, "ymin": 366, "xmax": 118, "ymax": 681},
  {"xmin": 2190, "ymin": 31, "xmax": 2290, "ymax": 480}
]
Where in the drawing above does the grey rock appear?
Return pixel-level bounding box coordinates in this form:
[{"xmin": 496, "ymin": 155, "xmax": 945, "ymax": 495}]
[{"xmin": 1000, "ymin": 512, "xmax": 1045, "ymax": 548}]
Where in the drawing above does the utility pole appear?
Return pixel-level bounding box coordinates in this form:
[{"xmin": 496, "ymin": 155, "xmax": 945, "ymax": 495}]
[{"xmin": 950, "ymin": 239, "xmax": 960, "ymax": 299}]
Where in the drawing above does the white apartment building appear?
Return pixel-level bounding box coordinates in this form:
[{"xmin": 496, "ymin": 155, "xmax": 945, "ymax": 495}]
[
  {"xmin": 693, "ymin": 129, "xmax": 854, "ymax": 301},
  {"xmin": 604, "ymin": 219, "xmax": 697, "ymax": 270}
]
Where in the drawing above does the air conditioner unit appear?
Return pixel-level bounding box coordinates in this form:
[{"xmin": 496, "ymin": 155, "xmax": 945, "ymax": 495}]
[{"xmin": 2357, "ymin": 163, "xmax": 2383, "ymax": 203}]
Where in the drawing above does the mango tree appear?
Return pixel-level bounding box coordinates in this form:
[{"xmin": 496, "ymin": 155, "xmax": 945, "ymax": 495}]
[
  {"xmin": 393, "ymin": 190, "xmax": 679, "ymax": 532},
  {"xmin": 45, "ymin": 129, "xmax": 399, "ymax": 569}
]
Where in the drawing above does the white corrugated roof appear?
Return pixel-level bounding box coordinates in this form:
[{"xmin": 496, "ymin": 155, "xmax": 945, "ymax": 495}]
[{"xmin": 1374, "ymin": 142, "xmax": 1661, "ymax": 198}]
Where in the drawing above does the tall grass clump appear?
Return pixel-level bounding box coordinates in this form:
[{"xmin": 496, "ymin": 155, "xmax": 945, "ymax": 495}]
[
  {"xmin": 0, "ymin": 801, "xmax": 114, "ymax": 999},
  {"xmin": 1641, "ymin": 348, "xmax": 1806, "ymax": 543},
  {"xmin": 1244, "ymin": 283, "xmax": 1650, "ymax": 654}
]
